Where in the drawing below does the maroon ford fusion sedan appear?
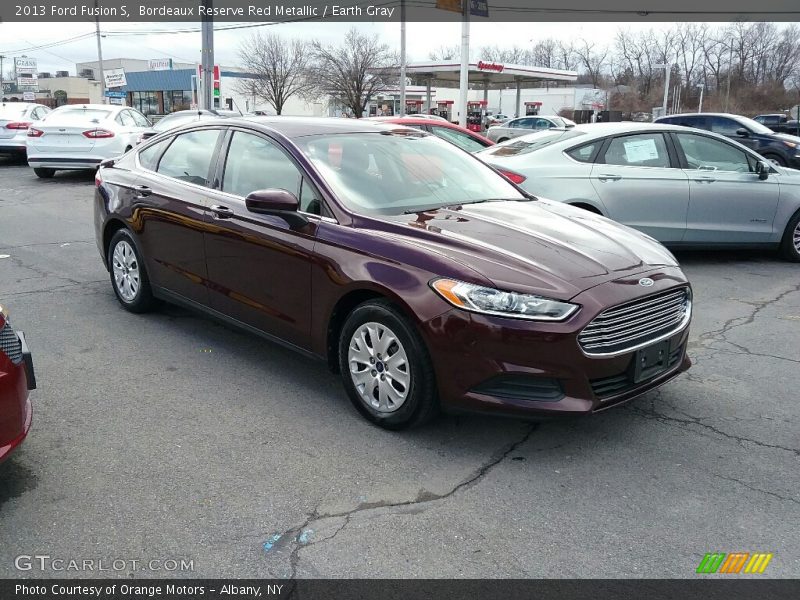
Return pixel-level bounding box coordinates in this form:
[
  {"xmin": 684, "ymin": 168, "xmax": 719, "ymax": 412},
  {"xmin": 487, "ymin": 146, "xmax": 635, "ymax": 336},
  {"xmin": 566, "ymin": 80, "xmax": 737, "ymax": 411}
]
[
  {"xmin": 93, "ymin": 117, "xmax": 691, "ymax": 429},
  {"xmin": 0, "ymin": 304, "xmax": 35, "ymax": 463}
]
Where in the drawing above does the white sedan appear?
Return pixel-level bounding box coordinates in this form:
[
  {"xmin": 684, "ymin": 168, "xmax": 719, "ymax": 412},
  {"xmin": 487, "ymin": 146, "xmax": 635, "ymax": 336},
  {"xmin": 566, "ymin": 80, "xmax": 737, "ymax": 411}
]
[
  {"xmin": 0, "ymin": 102, "xmax": 51, "ymax": 158},
  {"xmin": 26, "ymin": 104, "xmax": 151, "ymax": 178}
]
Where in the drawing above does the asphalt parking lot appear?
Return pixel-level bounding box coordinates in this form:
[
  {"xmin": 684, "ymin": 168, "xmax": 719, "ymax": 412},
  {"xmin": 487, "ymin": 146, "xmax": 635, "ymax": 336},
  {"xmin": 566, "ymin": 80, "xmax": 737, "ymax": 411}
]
[{"xmin": 0, "ymin": 154, "xmax": 798, "ymax": 579}]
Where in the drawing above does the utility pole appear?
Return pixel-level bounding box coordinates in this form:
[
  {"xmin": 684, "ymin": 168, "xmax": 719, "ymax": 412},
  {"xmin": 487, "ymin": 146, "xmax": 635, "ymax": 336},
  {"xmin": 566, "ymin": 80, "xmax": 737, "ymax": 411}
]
[
  {"xmin": 200, "ymin": 0, "xmax": 215, "ymax": 110},
  {"xmin": 457, "ymin": 0, "xmax": 470, "ymax": 127},
  {"xmin": 94, "ymin": 0, "xmax": 106, "ymax": 103},
  {"xmin": 0, "ymin": 55, "xmax": 5, "ymax": 94},
  {"xmin": 698, "ymin": 84, "xmax": 704, "ymax": 113},
  {"xmin": 655, "ymin": 63, "xmax": 670, "ymax": 117},
  {"xmin": 399, "ymin": 0, "xmax": 406, "ymax": 116}
]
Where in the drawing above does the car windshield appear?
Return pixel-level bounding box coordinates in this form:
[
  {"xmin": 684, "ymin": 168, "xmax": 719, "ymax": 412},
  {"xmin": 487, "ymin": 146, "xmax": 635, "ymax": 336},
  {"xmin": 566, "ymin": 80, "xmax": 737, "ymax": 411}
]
[
  {"xmin": 736, "ymin": 116, "xmax": 774, "ymax": 134},
  {"xmin": 0, "ymin": 104, "xmax": 27, "ymax": 118},
  {"xmin": 479, "ymin": 129, "xmax": 586, "ymax": 157},
  {"xmin": 296, "ymin": 131, "xmax": 526, "ymax": 215}
]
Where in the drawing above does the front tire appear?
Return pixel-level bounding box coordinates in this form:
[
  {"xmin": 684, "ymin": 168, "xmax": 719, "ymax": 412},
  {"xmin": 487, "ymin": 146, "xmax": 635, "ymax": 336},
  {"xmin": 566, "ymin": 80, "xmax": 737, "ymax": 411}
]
[
  {"xmin": 107, "ymin": 229, "xmax": 156, "ymax": 312},
  {"xmin": 764, "ymin": 154, "xmax": 786, "ymax": 167},
  {"xmin": 33, "ymin": 167, "xmax": 55, "ymax": 178},
  {"xmin": 338, "ymin": 300, "xmax": 438, "ymax": 430},
  {"xmin": 780, "ymin": 210, "xmax": 800, "ymax": 262}
]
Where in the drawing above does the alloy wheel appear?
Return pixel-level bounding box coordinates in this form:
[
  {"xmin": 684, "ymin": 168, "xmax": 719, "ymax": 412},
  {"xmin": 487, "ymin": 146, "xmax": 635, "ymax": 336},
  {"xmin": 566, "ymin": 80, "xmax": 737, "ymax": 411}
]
[
  {"xmin": 794, "ymin": 220, "xmax": 800, "ymax": 254},
  {"xmin": 347, "ymin": 322, "xmax": 411, "ymax": 413},
  {"xmin": 112, "ymin": 240, "xmax": 140, "ymax": 302}
]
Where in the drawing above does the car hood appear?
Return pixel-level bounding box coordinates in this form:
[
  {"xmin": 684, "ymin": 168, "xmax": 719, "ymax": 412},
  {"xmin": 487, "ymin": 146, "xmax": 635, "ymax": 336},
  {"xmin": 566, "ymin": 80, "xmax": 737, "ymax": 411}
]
[
  {"xmin": 773, "ymin": 132, "xmax": 800, "ymax": 144},
  {"xmin": 377, "ymin": 199, "xmax": 680, "ymax": 299}
]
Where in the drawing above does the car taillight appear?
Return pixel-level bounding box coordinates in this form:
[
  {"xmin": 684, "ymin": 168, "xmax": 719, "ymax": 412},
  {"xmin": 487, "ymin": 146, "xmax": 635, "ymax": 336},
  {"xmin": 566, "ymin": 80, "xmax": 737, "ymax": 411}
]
[
  {"xmin": 5, "ymin": 122, "xmax": 31, "ymax": 130},
  {"xmin": 495, "ymin": 168, "xmax": 527, "ymax": 185},
  {"xmin": 27, "ymin": 127, "xmax": 44, "ymax": 138},
  {"xmin": 83, "ymin": 129, "xmax": 115, "ymax": 138},
  {"xmin": 95, "ymin": 170, "xmax": 103, "ymax": 188}
]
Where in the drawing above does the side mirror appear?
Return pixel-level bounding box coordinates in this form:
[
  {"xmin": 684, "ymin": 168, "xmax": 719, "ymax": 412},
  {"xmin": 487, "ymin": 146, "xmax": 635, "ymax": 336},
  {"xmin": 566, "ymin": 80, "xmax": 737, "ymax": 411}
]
[
  {"xmin": 736, "ymin": 127, "xmax": 750, "ymax": 137},
  {"xmin": 755, "ymin": 160, "xmax": 770, "ymax": 180},
  {"xmin": 245, "ymin": 189, "xmax": 308, "ymax": 228}
]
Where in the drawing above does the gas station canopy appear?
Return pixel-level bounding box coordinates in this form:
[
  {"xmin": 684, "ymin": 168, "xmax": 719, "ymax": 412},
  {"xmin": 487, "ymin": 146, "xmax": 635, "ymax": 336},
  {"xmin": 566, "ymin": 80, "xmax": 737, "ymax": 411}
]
[{"xmin": 401, "ymin": 60, "xmax": 577, "ymax": 89}]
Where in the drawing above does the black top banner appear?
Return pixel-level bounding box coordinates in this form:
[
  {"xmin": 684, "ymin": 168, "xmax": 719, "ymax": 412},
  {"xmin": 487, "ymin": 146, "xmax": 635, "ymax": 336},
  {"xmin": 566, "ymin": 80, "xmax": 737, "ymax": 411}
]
[
  {"xmin": 1, "ymin": 0, "xmax": 799, "ymax": 23},
  {"xmin": 3, "ymin": 579, "xmax": 800, "ymax": 600}
]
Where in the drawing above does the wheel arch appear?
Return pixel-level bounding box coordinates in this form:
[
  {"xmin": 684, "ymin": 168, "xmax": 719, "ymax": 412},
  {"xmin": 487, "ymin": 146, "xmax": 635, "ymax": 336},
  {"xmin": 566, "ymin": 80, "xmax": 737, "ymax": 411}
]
[
  {"xmin": 568, "ymin": 201, "xmax": 604, "ymax": 215},
  {"xmin": 325, "ymin": 285, "xmax": 421, "ymax": 373},
  {"xmin": 102, "ymin": 218, "xmax": 129, "ymax": 269}
]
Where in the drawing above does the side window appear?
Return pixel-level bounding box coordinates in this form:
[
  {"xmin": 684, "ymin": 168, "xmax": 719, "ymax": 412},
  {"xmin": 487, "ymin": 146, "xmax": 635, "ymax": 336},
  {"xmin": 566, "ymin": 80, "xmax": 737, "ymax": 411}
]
[
  {"xmin": 507, "ymin": 119, "xmax": 521, "ymax": 129},
  {"xmin": 130, "ymin": 110, "xmax": 150, "ymax": 127},
  {"xmin": 116, "ymin": 111, "xmax": 136, "ymax": 127},
  {"xmin": 429, "ymin": 126, "xmax": 486, "ymax": 153},
  {"xmin": 566, "ymin": 141, "xmax": 600, "ymax": 163},
  {"xmin": 222, "ymin": 131, "xmax": 302, "ymax": 198},
  {"xmin": 675, "ymin": 133, "xmax": 753, "ymax": 173},
  {"xmin": 299, "ymin": 177, "xmax": 324, "ymax": 215},
  {"xmin": 602, "ymin": 133, "xmax": 671, "ymax": 168},
  {"xmin": 156, "ymin": 129, "xmax": 221, "ymax": 186},
  {"xmin": 516, "ymin": 118, "xmax": 535, "ymax": 129},
  {"xmin": 138, "ymin": 138, "xmax": 171, "ymax": 171},
  {"xmin": 710, "ymin": 117, "xmax": 743, "ymax": 136},
  {"xmin": 533, "ymin": 118, "xmax": 552, "ymax": 130}
]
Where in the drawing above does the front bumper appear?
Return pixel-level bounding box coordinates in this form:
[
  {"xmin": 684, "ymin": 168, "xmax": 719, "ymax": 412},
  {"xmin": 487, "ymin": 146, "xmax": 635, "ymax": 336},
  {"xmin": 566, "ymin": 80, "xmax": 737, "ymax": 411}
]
[{"xmin": 421, "ymin": 268, "xmax": 691, "ymax": 418}]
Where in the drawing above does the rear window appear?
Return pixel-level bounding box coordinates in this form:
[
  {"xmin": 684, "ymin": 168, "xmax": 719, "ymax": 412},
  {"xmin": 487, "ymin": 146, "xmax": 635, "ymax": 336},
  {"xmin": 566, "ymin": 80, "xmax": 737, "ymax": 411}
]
[
  {"xmin": 480, "ymin": 129, "xmax": 585, "ymax": 157},
  {"xmin": 53, "ymin": 108, "xmax": 112, "ymax": 120}
]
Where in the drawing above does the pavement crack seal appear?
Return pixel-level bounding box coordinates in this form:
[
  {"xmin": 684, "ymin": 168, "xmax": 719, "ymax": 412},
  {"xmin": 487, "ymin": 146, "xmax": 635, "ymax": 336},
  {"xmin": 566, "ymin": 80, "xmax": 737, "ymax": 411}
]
[{"xmin": 268, "ymin": 423, "xmax": 538, "ymax": 585}]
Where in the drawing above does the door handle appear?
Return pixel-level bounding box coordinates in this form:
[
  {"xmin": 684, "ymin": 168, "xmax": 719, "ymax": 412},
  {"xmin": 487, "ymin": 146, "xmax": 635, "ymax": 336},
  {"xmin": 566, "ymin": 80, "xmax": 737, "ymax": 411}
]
[
  {"xmin": 693, "ymin": 176, "xmax": 715, "ymax": 183},
  {"xmin": 597, "ymin": 174, "xmax": 622, "ymax": 182},
  {"xmin": 133, "ymin": 185, "xmax": 152, "ymax": 197},
  {"xmin": 210, "ymin": 204, "xmax": 234, "ymax": 219}
]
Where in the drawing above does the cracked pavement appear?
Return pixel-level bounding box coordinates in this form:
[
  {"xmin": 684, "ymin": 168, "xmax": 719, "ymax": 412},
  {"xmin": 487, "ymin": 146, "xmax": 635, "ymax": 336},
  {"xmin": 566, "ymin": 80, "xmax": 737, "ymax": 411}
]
[{"xmin": 0, "ymin": 157, "xmax": 798, "ymax": 578}]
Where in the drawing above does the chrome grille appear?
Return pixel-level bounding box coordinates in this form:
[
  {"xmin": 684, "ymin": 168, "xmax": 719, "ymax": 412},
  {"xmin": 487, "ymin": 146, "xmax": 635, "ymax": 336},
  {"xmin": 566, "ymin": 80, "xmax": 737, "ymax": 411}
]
[
  {"xmin": 579, "ymin": 288, "xmax": 691, "ymax": 355},
  {"xmin": 0, "ymin": 320, "xmax": 23, "ymax": 364}
]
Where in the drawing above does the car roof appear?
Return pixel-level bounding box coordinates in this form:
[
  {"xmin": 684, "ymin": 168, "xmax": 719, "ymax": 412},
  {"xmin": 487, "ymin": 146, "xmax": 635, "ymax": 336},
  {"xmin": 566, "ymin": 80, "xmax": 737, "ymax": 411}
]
[
  {"xmin": 0, "ymin": 102, "xmax": 45, "ymax": 110},
  {"xmin": 233, "ymin": 116, "xmax": 410, "ymax": 138},
  {"xmin": 657, "ymin": 112, "xmax": 744, "ymax": 119}
]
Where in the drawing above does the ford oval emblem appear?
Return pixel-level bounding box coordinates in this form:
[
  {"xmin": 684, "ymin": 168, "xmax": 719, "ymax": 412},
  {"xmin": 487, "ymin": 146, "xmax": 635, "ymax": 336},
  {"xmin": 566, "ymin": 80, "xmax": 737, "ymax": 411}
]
[{"xmin": 638, "ymin": 277, "xmax": 655, "ymax": 287}]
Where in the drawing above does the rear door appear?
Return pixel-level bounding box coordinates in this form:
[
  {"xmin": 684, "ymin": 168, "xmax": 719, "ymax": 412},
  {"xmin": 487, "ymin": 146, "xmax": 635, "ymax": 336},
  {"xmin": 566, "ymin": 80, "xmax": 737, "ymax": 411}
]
[
  {"xmin": 672, "ymin": 131, "xmax": 779, "ymax": 243},
  {"xmin": 132, "ymin": 128, "xmax": 225, "ymax": 304},
  {"xmin": 202, "ymin": 129, "xmax": 319, "ymax": 348},
  {"xmin": 589, "ymin": 131, "xmax": 689, "ymax": 242}
]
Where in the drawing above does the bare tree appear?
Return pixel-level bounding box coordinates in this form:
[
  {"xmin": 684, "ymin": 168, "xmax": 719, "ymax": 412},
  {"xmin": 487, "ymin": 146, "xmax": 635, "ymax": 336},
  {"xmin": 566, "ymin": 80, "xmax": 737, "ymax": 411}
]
[
  {"xmin": 308, "ymin": 28, "xmax": 395, "ymax": 118},
  {"xmin": 236, "ymin": 33, "xmax": 313, "ymax": 115},
  {"xmin": 428, "ymin": 45, "xmax": 460, "ymax": 61},
  {"xmin": 573, "ymin": 39, "xmax": 608, "ymax": 88},
  {"xmin": 480, "ymin": 45, "xmax": 527, "ymax": 64}
]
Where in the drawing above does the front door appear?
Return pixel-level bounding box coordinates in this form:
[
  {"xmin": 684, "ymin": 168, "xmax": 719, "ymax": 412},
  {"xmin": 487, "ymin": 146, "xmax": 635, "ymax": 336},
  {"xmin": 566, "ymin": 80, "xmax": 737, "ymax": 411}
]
[
  {"xmin": 203, "ymin": 129, "xmax": 319, "ymax": 349},
  {"xmin": 673, "ymin": 132, "xmax": 780, "ymax": 243}
]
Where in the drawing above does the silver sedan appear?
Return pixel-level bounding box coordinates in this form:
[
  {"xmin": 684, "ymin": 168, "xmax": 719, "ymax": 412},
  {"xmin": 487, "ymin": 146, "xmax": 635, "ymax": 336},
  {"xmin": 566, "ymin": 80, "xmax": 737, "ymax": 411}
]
[
  {"xmin": 485, "ymin": 115, "xmax": 575, "ymax": 143},
  {"xmin": 475, "ymin": 122, "xmax": 800, "ymax": 261}
]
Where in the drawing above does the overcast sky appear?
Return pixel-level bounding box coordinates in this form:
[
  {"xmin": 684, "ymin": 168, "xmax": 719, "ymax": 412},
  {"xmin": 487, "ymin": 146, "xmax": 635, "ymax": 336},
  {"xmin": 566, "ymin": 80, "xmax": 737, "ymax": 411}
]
[{"xmin": 1, "ymin": 20, "xmax": 692, "ymax": 74}]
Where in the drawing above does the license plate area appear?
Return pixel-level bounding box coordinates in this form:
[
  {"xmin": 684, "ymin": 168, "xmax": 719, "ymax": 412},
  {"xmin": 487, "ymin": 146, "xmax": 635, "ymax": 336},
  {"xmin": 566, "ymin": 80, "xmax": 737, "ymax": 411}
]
[{"xmin": 633, "ymin": 340, "xmax": 670, "ymax": 383}]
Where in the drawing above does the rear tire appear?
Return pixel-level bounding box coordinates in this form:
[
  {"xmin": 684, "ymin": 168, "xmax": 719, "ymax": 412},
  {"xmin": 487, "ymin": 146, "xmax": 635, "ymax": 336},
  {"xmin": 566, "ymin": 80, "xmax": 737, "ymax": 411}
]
[
  {"xmin": 338, "ymin": 299, "xmax": 438, "ymax": 430},
  {"xmin": 497, "ymin": 137, "xmax": 509, "ymax": 143},
  {"xmin": 107, "ymin": 229, "xmax": 156, "ymax": 313},
  {"xmin": 780, "ymin": 210, "xmax": 800, "ymax": 262},
  {"xmin": 33, "ymin": 167, "xmax": 55, "ymax": 178}
]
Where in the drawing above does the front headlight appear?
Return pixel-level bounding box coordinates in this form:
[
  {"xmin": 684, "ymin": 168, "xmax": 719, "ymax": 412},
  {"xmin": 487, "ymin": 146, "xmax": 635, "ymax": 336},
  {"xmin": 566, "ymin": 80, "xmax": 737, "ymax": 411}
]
[
  {"xmin": 782, "ymin": 140, "xmax": 798, "ymax": 149},
  {"xmin": 430, "ymin": 278, "xmax": 579, "ymax": 321}
]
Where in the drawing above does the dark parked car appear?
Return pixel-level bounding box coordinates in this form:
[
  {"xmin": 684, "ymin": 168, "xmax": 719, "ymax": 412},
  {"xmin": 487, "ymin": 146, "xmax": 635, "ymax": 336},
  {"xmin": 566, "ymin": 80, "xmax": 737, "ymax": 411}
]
[
  {"xmin": 0, "ymin": 304, "xmax": 35, "ymax": 463},
  {"xmin": 94, "ymin": 117, "xmax": 691, "ymax": 429},
  {"xmin": 655, "ymin": 112, "xmax": 800, "ymax": 168},
  {"xmin": 754, "ymin": 113, "xmax": 800, "ymax": 136}
]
